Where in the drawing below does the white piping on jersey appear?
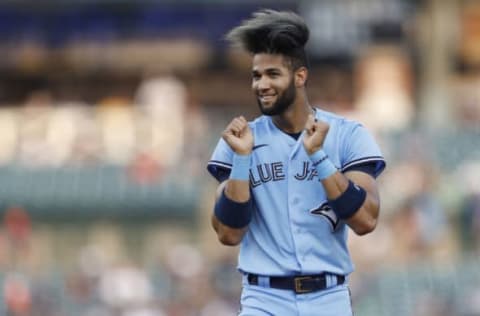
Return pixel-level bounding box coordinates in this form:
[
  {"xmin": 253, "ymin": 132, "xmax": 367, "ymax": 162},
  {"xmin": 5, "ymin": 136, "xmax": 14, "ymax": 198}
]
[
  {"xmin": 341, "ymin": 156, "xmax": 385, "ymax": 172},
  {"xmin": 208, "ymin": 160, "xmax": 232, "ymax": 169}
]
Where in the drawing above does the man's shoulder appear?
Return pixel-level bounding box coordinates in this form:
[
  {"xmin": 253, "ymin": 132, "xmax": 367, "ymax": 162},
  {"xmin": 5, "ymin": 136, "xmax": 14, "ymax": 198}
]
[{"xmin": 315, "ymin": 108, "xmax": 360, "ymax": 129}]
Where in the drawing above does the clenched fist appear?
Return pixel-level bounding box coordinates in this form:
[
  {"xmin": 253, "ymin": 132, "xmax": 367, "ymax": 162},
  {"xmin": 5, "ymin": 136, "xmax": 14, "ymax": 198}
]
[
  {"xmin": 222, "ymin": 116, "xmax": 254, "ymax": 155},
  {"xmin": 303, "ymin": 114, "xmax": 329, "ymax": 155}
]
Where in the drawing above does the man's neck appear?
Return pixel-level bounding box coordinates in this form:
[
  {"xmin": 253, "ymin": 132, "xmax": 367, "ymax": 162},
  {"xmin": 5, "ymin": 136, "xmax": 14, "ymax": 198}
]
[{"xmin": 272, "ymin": 95, "xmax": 313, "ymax": 134}]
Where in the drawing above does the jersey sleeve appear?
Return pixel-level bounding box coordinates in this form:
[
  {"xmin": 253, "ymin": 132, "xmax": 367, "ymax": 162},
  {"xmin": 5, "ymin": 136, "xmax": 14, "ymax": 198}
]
[
  {"xmin": 340, "ymin": 123, "xmax": 386, "ymax": 178},
  {"xmin": 207, "ymin": 137, "xmax": 234, "ymax": 183}
]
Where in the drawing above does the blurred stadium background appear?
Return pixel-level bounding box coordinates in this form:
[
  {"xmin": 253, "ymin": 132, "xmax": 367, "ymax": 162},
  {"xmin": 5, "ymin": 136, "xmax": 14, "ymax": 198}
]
[{"xmin": 0, "ymin": 0, "xmax": 479, "ymax": 315}]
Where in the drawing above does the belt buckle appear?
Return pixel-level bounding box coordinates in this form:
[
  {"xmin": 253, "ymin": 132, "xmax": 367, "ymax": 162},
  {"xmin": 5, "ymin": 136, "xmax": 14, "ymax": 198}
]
[{"xmin": 294, "ymin": 276, "xmax": 311, "ymax": 294}]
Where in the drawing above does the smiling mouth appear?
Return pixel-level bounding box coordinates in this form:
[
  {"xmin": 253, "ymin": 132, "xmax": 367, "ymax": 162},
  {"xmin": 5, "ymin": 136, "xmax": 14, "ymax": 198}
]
[{"xmin": 259, "ymin": 95, "xmax": 276, "ymax": 103}]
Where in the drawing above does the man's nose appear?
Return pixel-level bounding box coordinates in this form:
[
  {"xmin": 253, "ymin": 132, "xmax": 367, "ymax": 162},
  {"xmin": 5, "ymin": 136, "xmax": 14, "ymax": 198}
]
[{"xmin": 256, "ymin": 77, "xmax": 270, "ymax": 90}]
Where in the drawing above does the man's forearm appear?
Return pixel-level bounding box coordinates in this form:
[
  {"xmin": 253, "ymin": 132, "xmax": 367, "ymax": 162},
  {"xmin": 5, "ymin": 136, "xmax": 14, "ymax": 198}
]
[
  {"xmin": 212, "ymin": 179, "xmax": 252, "ymax": 244},
  {"xmin": 224, "ymin": 179, "xmax": 251, "ymax": 202},
  {"xmin": 322, "ymin": 171, "xmax": 380, "ymax": 235}
]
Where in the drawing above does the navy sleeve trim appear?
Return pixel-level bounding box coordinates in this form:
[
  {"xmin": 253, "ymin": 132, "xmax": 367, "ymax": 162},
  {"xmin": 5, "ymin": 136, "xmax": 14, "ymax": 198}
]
[
  {"xmin": 341, "ymin": 156, "xmax": 386, "ymax": 178},
  {"xmin": 207, "ymin": 161, "xmax": 232, "ymax": 183},
  {"xmin": 208, "ymin": 160, "xmax": 232, "ymax": 169},
  {"xmin": 343, "ymin": 162, "xmax": 377, "ymax": 178}
]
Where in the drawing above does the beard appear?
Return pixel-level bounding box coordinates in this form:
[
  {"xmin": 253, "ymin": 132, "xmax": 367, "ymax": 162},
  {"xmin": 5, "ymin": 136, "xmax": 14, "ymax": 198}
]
[{"xmin": 257, "ymin": 78, "xmax": 296, "ymax": 116}]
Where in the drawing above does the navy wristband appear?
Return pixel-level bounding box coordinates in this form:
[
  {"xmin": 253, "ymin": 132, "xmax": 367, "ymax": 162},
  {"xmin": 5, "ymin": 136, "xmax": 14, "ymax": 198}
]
[
  {"xmin": 214, "ymin": 189, "xmax": 252, "ymax": 228},
  {"xmin": 328, "ymin": 180, "xmax": 366, "ymax": 219}
]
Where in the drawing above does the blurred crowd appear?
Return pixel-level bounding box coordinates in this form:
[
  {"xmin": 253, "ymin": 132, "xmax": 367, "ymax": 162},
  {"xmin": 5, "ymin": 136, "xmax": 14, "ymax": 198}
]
[
  {"xmin": 0, "ymin": 72, "xmax": 207, "ymax": 173},
  {"xmin": 0, "ymin": 62, "xmax": 478, "ymax": 315},
  {"xmin": 0, "ymin": 210, "xmax": 242, "ymax": 316},
  {"xmin": 0, "ymin": 0, "xmax": 480, "ymax": 316}
]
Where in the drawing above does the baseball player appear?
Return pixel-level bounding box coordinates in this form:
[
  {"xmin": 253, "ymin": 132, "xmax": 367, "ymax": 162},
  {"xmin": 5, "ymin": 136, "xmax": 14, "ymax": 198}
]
[{"xmin": 207, "ymin": 10, "xmax": 386, "ymax": 316}]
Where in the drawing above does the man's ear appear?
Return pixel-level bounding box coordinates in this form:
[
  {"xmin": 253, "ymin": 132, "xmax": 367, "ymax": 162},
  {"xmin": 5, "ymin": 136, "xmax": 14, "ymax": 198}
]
[{"xmin": 295, "ymin": 67, "xmax": 308, "ymax": 87}]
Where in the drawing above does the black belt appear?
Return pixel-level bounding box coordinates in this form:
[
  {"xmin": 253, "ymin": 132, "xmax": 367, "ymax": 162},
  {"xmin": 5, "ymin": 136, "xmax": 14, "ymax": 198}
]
[{"xmin": 247, "ymin": 273, "xmax": 345, "ymax": 294}]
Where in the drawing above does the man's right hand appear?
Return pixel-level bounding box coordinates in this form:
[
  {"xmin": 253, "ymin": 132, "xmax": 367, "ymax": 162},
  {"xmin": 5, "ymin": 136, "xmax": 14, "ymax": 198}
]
[{"xmin": 222, "ymin": 116, "xmax": 254, "ymax": 155}]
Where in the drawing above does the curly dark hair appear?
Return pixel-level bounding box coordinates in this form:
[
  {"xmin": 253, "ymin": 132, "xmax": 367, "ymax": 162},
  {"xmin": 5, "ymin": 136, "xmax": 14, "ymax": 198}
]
[{"xmin": 226, "ymin": 9, "xmax": 310, "ymax": 70}]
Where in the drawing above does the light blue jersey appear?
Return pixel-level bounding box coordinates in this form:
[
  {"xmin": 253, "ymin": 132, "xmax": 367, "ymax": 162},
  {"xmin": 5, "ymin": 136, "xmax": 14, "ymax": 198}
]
[{"xmin": 207, "ymin": 108, "xmax": 385, "ymax": 277}]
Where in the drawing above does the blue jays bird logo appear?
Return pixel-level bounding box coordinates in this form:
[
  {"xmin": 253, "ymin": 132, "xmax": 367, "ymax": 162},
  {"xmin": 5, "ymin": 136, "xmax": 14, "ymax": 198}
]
[{"xmin": 310, "ymin": 202, "xmax": 340, "ymax": 231}]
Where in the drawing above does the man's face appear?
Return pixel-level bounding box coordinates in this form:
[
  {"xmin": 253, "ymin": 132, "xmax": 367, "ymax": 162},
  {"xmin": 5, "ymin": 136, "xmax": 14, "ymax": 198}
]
[{"xmin": 252, "ymin": 54, "xmax": 296, "ymax": 116}]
